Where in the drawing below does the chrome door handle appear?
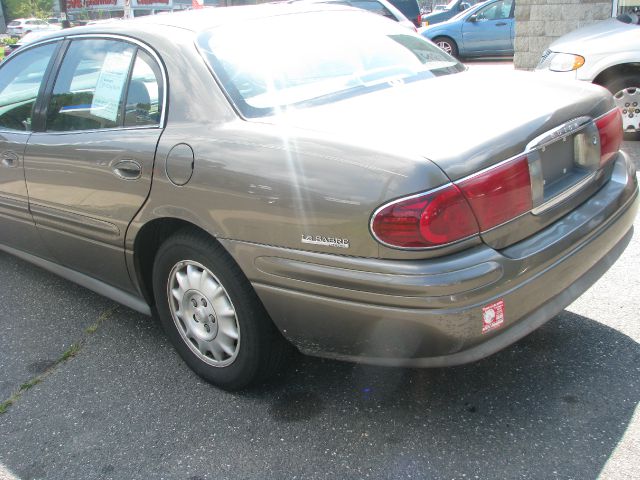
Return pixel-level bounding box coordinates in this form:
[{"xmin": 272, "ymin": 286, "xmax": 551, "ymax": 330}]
[
  {"xmin": 1, "ymin": 151, "xmax": 19, "ymax": 168},
  {"xmin": 496, "ymin": 22, "xmax": 507, "ymax": 26},
  {"xmin": 112, "ymin": 160, "xmax": 142, "ymax": 180}
]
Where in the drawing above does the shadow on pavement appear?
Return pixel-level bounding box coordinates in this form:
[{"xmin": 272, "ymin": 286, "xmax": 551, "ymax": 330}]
[{"xmin": 252, "ymin": 311, "xmax": 639, "ymax": 479}]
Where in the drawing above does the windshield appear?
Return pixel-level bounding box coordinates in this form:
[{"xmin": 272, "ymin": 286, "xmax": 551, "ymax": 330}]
[
  {"xmin": 197, "ymin": 11, "xmax": 463, "ymax": 118},
  {"xmin": 444, "ymin": 0, "xmax": 457, "ymax": 10}
]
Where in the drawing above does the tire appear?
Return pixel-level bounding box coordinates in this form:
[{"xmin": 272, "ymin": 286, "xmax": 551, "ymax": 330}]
[
  {"xmin": 432, "ymin": 36, "xmax": 458, "ymax": 58},
  {"xmin": 152, "ymin": 229, "xmax": 291, "ymax": 390},
  {"xmin": 601, "ymin": 72, "xmax": 640, "ymax": 141}
]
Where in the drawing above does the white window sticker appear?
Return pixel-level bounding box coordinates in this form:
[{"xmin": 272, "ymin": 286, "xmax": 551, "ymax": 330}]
[{"xmin": 90, "ymin": 50, "xmax": 133, "ymax": 122}]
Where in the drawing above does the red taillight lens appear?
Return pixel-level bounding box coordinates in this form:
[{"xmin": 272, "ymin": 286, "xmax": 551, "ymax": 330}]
[
  {"xmin": 371, "ymin": 184, "xmax": 479, "ymax": 248},
  {"xmin": 371, "ymin": 157, "xmax": 533, "ymax": 249},
  {"xmin": 596, "ymin": 108, "xmax": 623, "ymax": 167},
  {"xmin": 417, "ymin": 14, "xmax": 422, "ymax": 25},
  {"xmin": 457, "ymin": 156, "xmax": 532, "ymax": 231}
]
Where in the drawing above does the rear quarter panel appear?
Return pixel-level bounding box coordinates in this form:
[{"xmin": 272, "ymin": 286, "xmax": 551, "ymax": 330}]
[{"xmin": 125, "ymin": 28, "xmax": 453, "ymax": 260}]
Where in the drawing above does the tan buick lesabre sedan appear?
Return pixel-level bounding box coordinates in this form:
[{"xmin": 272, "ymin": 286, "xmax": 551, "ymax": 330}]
[{"xmin": 0, "ymin": 5, "xmax": 637, "ymax": 389}]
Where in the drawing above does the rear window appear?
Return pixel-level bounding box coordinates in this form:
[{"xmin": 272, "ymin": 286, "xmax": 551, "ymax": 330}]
[
  {"xmin": 8, "ymin": 21, "xmax": 21, "ymax": 27},
  {"xmin": 197, "ymin": 10, "xmax": 463, "ymax": 118}
]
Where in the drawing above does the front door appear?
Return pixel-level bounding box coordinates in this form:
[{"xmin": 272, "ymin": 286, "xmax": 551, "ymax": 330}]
[
  {"xmin": 0, "ymin": 41, "xmax": 59, "ymax": 257},
  {"xmin": 462, "ymin": 0, "xmax": 514, "ymax": 55},
  {"xmin": 24, "ymin": 37, "xmax": 165, "ymax": 291}
]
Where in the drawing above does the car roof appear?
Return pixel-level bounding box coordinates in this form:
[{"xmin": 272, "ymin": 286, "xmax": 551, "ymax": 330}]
[
  {"xmin": 20, "ymin": 5, "xmax": 370, "ymax": 46},
  {"xmin": 95, "ymin": 4, "xmax": 354, "ymax": 33}
]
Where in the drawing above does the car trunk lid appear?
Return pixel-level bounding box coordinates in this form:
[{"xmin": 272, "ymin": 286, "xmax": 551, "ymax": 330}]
[{"xmin": 255, "ymin": 70, "xmax": 619, "ymax": 250}]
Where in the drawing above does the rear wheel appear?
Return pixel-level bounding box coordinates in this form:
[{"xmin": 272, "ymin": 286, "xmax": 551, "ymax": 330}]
[
  {"xmin": 152, "ymin": 229, "xmax": 290, "ymax": 390},
  {"xmin": 602, "ymin": 73, "xmax": 640, "ymax": 140},
  {"xmin": 432, "ymin": 36, "xmax": 458, "ymax": 58}
]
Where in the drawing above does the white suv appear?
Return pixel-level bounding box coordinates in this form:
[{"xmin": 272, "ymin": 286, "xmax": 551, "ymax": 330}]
[
  {"xmin": 536, "ymin": 13, "xmax": 640, "ymax": 136},
  {"xmin": 6, "ymin": 18, "xmax": 61, "ymax": 37}
]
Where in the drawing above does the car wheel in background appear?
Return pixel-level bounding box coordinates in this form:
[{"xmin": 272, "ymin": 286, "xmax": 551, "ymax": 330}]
[
  {"xmin": 432, "ymin": 36, "xmax": 458, "ymax": 57},
  {"xmin": 152, "ymin": 229, "xmax": 291, "ymax": 390},
  {"xmin": 602, "ymin": 73, "xmax": 640, "ymax": 140}
]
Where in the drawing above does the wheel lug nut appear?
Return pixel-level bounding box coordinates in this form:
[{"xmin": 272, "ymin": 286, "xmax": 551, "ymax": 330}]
[
  {"xmin": 623, "ymin": 110, "xmax": 628, "ymax": 114},
  {"xmin": 201, "ymin": 298, "xmax": 207, "ymax": 307},
  {"xmin": 209, "ymin": 314, "xmax": 216, "ymax": 323},
  {"xmin": 191, "ymin": 299, "xmax": 197, "ymax": 308},
  {"xmin": 204, "ymin": 324, "xmax": 211, "ymax": 333},
  {"xmin": 626, "ymin": 103, "xmax": 631, "ymax": 107},
  {"xmin": 193, "ymin": 314, "xmax": 198, "ymax": 322}
]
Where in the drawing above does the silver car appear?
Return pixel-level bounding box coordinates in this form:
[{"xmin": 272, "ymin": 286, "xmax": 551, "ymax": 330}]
[
  {"xmin": 536, "ymin": 14, "xmax": 640, "ymax": 135},
  {"xmin": 0, "ymin": 5, "xmax": 637, "ymax": 389}
]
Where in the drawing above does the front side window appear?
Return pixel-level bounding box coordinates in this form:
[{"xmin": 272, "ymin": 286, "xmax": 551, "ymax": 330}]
[
  {"xmin": 47, "ymin": 39, "xmax": 136, "ymax": 131},
  {"xmin": 475, "ymin": 0, "xmax": 513, "ymax": 21},
  {"xmin": 0, "ymin": 42, "xmax": 57, "ymax": 131},
  {"xmin": 197, "ymin": 11, "xmax": 463, "ymax": 118}
]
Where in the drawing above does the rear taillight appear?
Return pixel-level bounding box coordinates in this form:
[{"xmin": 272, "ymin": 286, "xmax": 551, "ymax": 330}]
[
  {"xmin": 371, "ymin": 156, "xmax": 532, "ymax": 249},
  {"xmin": 371, "ymin": 185, "xmax": 479, "ymax": 248},
  {"xmin": 457, "ymin": 155, "xmax": 532, "ymax": 231},
  {"xmin": 596, "ymin": 108, "xmax": 623, "ymax": 167},
  {"xmin": 417, "ymin": 14, "xmax": 422, "ymax": 26}
]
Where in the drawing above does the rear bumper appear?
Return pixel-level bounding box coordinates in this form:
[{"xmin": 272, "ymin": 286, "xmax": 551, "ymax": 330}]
[{"xmin": 222, "ymin": 152, "xmax": 638, "ymax": 367}]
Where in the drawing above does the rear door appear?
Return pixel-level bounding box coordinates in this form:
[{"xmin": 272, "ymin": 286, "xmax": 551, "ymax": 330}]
[
  {"xmin": 24, "ymin": 36, "xmax": 166, "ymax": 291},
  {"xmin": 0, "ymin": 40, "xmax": 59, "ymax": 257},
  {"xmin": 461, "ymin": 0, "xmax": 514, "ymax": 55}
]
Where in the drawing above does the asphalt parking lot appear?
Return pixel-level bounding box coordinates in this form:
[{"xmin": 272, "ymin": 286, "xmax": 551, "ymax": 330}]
[{"xmin": 1, "ymin": 64, "xmax": 639, "ymax": 480}]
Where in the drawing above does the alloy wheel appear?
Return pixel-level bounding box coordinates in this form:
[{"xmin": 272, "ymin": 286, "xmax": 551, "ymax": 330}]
[{"xmin": 614, "ymin": 86, "xmax": 640, "ymax": 132}]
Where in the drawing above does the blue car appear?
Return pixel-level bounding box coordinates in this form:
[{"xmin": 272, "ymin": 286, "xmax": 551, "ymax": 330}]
[{"xmin": 422, "ymin": 0, "xmax": 515, "ymax": 58}]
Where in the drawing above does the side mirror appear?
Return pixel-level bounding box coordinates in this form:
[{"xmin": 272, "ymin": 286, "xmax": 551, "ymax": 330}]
[{"xmin": 468, "ymin": 14, "xmax": 478, "ymax": 22}]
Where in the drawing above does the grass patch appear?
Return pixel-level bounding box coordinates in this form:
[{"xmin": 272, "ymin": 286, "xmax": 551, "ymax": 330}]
[
  {"xmin": 85, "ymin": 307, "xmax": 117, "ymax": 334},
  {"xmin": 85, "ymin": 323, "xmax": 99, "ymax": 334},
  {"xmin": 0, "ymin": 399, "xmax": 14, "ymax": 414},
  {"xmin": 58, "ymin": 343, "xmax": 81, "ymax": 363},
  {"xmin": 19, "ymin": 378, "xmax": 41, "ymax": 391}
]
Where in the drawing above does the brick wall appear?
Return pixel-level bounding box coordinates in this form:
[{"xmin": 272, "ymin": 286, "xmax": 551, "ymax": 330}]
[{"xmin": 514, "ymin": 0, "xmax": 612, "ymax": 70}]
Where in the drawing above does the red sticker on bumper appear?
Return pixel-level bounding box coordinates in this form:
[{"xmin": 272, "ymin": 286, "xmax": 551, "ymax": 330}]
[{"xmin": 482, "ymin": 300, "xmax": 505, "ymax": 334}]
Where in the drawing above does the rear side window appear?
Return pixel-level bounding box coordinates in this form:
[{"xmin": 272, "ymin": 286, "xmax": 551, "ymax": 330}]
[
  {"xmin": 0, "ymin": 42, "xmax": 57, "ymax": 131},
  {"xmin": 124, "ymin": 50, "xmax": 163, "ymax": 127},
  {"xmin": 46, "ymin": 39, "xmax": 136, "ymax": 131}
]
